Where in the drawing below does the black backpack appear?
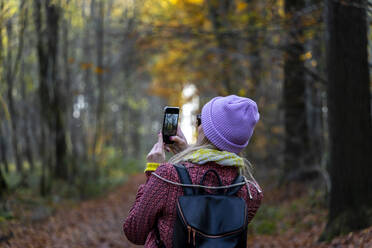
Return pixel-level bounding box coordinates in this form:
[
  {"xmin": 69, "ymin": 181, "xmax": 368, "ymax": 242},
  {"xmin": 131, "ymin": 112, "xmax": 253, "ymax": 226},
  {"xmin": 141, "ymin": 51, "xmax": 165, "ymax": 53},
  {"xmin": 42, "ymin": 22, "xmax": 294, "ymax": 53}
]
[{"xmin": 170, "ymin": 163, "xmax": 248, "ymax": 248}]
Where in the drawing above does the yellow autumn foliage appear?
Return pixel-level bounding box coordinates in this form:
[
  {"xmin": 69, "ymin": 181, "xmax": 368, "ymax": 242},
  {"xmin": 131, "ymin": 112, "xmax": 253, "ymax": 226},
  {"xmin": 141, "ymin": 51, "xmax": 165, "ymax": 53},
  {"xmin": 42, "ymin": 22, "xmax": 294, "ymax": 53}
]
[{"xmin": 140, "ymin": 0, "xmax": 282, "ymax": 103}]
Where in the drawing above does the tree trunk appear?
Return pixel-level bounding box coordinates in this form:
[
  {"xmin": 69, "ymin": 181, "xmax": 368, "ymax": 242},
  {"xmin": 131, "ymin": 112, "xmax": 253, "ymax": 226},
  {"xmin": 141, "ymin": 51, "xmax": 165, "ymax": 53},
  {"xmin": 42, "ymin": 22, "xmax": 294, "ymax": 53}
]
[
  {"xmin": 321, "ymin": 0, "xmax": 372, "ymax": 240},
  {"xmin": 0, "ymin": 163, "xmax": 7, "ymax": 198},
  {"xmin": 45, "ymin": 0, "xmax": 68, "ymax": 180},
  {"xmin": 21, "ymin": 60, "xmax": 35, "ymax": 172},
  {"xmin": 282, "ymin": 0, "xmax": 310, "ymax": 182},
  {"xmin": 5, "ymin": 16, "xmax": 23, "ymax": 174},
  {"xmin": 62, "ymin": 0, "xmax": 73, "ymax": 181},
  {"xmin": 303, "ymin": 0, "xmax": 325, "ymax": 183},
  {"xmin": 39, "ymin": 122, "xmax": 48, "ymax": 196},
  {"xmin": 0, "ymin": 126, "xmax": 9, "ymax": 174},
  {"xmin": 34, "ymin": 0, "xmax": 67, "ymax": 183},
  {"xmin": 245, "ymin": 0, "xmax": 263, "ymax": 98},
  {"xmin": 34, "ymin": 0, "xmax": 48, "ymax": 195},
  {"xmin": 54, "ymin": 97, "xmax": 68, "ymax": 180},
  {"xmin": 207, "ymin": 0, "xmax": 237, "ymax": 94},
  {"xmin": 248, "ymin": 43, "xmax": 262, "ymax": 98},
  {"xmin": 18, "ymin": 1, "xmax": 34, "ymax": 171},
  {"xmin": 93, "ymin": 0, "xmax": 105, "ymax": 158},
  {"xmin": 82, "ymin": 0, "xmax": 95, "ymax": 160},
  {"xmin": 0, "ymin": 1, "xmax": 9, "ymax": 174},
  {"xmin": 129, "ymin": 108, "xmax": 141, "ymax": 159}
]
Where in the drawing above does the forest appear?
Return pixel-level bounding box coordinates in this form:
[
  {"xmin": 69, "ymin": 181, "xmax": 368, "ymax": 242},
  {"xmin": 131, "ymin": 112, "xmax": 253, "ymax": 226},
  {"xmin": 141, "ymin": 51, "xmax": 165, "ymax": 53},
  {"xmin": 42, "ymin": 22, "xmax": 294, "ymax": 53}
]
[{"xmin": 0, "ymin": 0, "xmax": 372, "ymax": 247}]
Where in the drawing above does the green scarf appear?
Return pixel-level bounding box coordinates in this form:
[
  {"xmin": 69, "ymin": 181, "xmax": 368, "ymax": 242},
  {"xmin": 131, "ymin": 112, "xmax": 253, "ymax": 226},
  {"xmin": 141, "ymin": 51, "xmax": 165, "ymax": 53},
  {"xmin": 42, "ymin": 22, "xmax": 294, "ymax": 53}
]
[{"xmin": 183, "ymin": 148, "xmax": 244, "ymax": 167}]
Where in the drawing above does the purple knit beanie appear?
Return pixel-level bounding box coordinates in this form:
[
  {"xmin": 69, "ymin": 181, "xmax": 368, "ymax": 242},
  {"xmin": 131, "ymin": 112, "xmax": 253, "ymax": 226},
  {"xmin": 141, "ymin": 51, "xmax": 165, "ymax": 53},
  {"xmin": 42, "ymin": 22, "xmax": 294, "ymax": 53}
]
[{"xmin": 201, "ymin": 95, "xmax": 260, "ymax": 154}]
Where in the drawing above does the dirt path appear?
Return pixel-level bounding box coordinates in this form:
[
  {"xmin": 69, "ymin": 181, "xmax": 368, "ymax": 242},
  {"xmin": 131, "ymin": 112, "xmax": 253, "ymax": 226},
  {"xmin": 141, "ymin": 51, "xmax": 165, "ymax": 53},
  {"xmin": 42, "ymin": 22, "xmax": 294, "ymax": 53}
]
[
  {"xmin": 2, "ymin": 173, "xmax": 372, "ymax": 248},
  {"xmin": 3, "ymin": 174, "xmax": 145, "ymax": 248}
]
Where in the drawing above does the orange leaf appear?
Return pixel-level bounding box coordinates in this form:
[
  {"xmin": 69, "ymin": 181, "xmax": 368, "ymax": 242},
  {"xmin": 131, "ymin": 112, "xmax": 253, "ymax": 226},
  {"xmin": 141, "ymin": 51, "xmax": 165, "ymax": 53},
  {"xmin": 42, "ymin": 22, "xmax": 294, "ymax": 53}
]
[
  {"xmin": 94, "ymin": 67, "xmax": 106, "ymax": 75},
  {"xmin": 80, "ymin": 63, "xmax": 93, "ymax": 70}
]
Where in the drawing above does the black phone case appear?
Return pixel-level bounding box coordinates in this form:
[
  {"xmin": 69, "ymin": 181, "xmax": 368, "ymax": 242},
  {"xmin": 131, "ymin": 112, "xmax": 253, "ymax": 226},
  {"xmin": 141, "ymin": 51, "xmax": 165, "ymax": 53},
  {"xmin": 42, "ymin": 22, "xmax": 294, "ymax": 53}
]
[{"xmin": 162, "ymin": 107, "xmax": 179, "ymax": 144}]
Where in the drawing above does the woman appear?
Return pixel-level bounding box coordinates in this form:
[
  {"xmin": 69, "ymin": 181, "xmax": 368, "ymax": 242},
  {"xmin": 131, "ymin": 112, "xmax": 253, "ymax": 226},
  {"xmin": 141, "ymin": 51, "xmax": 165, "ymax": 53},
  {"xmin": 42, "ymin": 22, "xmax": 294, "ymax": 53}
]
[{"xmin": 123, "ymin": 95, "xmax": 263, "ymax": 247}]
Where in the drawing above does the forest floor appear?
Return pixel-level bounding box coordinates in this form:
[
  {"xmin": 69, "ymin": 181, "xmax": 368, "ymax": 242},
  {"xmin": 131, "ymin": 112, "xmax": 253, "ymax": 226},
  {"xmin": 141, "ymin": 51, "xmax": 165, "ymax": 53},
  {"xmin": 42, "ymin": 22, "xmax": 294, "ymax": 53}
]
[{"xmin": 1, "ymin": 174, "xmax": 372, "ymax": 248}]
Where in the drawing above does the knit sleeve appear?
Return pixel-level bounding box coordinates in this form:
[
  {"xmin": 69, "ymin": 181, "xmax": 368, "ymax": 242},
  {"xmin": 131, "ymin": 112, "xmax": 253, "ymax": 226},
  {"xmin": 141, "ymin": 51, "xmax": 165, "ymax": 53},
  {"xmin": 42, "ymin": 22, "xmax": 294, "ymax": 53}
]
[
  {"xmin": 123, "ymin": 164, "xmax": 171, "ymax": 245},
  {"xmin": 238, "ymin": 181, "xmax": 263, "ymax": 224}
]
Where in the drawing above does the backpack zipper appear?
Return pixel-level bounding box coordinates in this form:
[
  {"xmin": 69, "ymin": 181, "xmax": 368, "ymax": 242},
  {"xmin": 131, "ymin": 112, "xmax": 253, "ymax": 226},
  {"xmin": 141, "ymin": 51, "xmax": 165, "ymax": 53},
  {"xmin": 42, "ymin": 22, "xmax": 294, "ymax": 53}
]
[
  {"xmin": 187, "ymin": 226, "xmax": 191, "ymax": 244},
  {"xmin": 187, "ymin": 226, "xmax": 196, "ymax": 246},
  {"xmin": 193, "ymin": 228, "xmax": 196, "ymax": 246},
  {"xmin": 177, "ymin": 201, "xmax": 247, "ymax": 243}
]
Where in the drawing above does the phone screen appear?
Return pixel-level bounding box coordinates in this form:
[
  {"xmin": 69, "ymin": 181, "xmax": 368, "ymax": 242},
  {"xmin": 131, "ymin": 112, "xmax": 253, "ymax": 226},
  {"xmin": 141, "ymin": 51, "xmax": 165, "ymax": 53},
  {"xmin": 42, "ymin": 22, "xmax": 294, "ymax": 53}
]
[
  {"xmin": 162, "ymin": 107, "xmax": 179, "ymax": 144},
  {"xmin": 163, "ymin": 113, "xmax": 179, "ymax": 136}
]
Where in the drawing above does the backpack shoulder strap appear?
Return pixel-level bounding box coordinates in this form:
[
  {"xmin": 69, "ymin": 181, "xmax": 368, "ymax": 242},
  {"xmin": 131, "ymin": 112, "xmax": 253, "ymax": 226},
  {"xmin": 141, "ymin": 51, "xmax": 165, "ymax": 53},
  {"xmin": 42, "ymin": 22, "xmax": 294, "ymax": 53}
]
[
  {"xmin": 226, "ymin": 174, "xmax": 245, "ymax": 196},
  {"xmin": 173, "ymin": 163, "xmax": 194, "ymax": 196}
]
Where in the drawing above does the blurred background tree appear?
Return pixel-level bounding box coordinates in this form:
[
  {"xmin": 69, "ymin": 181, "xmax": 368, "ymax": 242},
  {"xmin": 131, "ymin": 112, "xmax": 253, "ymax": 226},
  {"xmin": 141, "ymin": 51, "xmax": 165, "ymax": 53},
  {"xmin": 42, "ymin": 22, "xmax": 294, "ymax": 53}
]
[
  {"xmin": 0, "ymin": 0, "xmax": 371, "ymax": 243},
  {"xmin": 321, "ymin": 0, "xmax": 372, "ymax": 240}
]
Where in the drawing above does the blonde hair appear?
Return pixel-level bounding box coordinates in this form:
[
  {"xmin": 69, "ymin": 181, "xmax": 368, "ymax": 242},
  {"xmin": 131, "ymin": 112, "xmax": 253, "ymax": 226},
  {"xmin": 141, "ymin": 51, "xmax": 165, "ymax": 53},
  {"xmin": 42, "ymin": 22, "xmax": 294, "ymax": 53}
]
[{"xmin": 168, "ymin": 135, "xmax": 257, "ymax": 181}]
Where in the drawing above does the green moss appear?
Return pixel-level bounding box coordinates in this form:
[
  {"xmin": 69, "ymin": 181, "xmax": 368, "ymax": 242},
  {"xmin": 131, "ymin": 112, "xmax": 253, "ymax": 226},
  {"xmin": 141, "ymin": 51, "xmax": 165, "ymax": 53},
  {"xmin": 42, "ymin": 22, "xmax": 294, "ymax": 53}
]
[
  {"xmin": 249, "ymin": 205, "xmax": 282, "ymax": 235},
  {"xmin": 255, "ymin": 220, "xmax": 277, "ymax": 234},
  {"xmin": 249, "ymin": 190, "xmax": 327, "ymax": 236},
  {"xmin": 0, "ymin": 209, "xmax": 14, "ymax": 221}
]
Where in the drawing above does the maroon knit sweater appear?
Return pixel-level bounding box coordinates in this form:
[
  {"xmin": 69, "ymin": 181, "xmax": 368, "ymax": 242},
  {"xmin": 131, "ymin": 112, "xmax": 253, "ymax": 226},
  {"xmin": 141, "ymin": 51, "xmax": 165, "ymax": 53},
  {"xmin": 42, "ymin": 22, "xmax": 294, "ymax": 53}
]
[{"xmin": 123, "ymin": 162, "xmax": 263, "ymax": 248}]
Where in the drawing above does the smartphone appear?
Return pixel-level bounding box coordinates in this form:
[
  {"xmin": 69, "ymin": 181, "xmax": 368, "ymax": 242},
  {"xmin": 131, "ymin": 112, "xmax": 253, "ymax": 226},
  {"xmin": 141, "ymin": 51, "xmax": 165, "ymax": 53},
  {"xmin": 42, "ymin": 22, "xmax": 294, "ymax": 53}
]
[{"xmin": 162, "ymin": 106, "xmax": 180, "ymax": 144}]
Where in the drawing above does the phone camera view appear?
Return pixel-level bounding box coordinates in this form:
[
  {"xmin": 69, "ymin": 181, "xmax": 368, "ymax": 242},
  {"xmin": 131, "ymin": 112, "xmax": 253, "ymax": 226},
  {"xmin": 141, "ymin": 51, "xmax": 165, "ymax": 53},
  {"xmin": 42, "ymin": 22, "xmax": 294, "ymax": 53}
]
[{"xmin": 164, "ymin": 113, "xmax": 178, "ymax": 135}]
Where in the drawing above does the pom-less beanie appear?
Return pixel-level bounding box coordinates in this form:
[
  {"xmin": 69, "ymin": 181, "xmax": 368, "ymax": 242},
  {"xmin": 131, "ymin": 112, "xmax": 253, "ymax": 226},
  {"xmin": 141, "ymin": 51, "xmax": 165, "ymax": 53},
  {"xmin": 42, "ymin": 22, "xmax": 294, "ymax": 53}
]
[{"xmin": 201, "ymin": 95, "xmax": 260, "ymax": 154}]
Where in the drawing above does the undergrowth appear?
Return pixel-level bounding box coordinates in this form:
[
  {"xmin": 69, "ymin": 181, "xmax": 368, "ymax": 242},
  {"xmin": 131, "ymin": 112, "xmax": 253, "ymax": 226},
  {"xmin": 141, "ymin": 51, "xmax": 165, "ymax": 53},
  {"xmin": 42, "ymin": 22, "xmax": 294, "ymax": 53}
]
[
  {"xmin": 0, "ymin": 146, "xmax": 143, "ymax": 223},
  {"xmin": 248, "ymin": 188, "xmax": 328, "ymax": 235}
]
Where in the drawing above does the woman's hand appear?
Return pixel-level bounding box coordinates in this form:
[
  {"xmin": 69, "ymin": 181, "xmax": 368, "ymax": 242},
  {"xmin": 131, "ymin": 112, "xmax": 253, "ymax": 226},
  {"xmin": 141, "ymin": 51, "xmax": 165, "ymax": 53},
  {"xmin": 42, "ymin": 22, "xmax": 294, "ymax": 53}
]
[
  {"xmin": 146, "ymin": 133, "xmax": 166, "ymax": 163},
  {"xmin": 165, "ymin": 127, "xmax": 189, "ymax": 154}
]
